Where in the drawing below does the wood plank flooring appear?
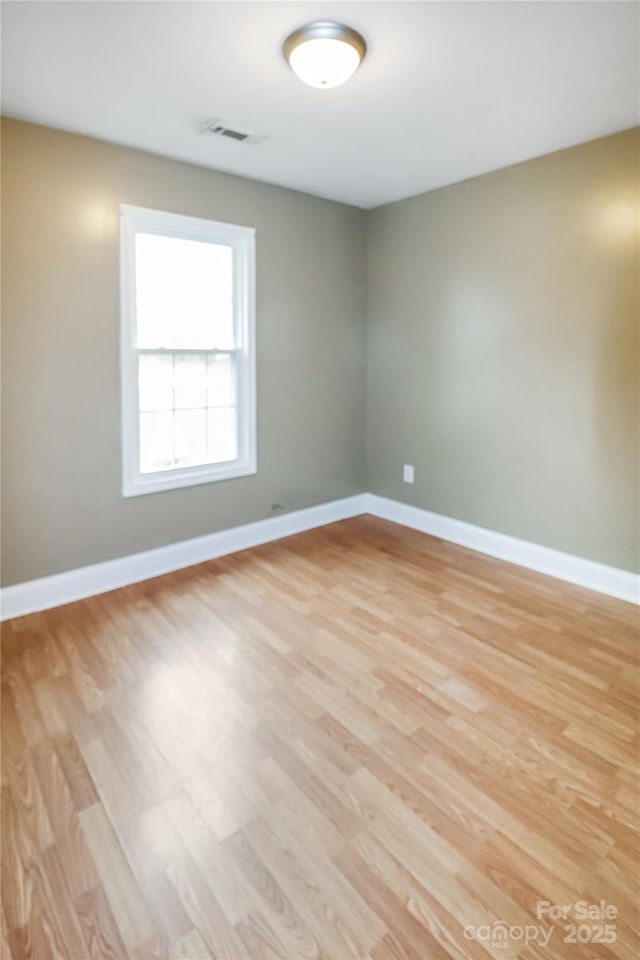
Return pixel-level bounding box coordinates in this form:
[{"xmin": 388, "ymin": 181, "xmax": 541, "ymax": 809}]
[{"xmin": 1, "ymin": 515, "xmax": 638, "ymax": 960}]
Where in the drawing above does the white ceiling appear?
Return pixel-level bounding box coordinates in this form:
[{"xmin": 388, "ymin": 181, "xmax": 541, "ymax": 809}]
[{"xmin": 2, "ymin": 1, "xmax": 638, "ymax": 208}]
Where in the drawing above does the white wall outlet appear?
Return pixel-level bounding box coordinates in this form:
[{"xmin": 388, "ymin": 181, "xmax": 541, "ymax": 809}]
[{"xmin": 403, "ymin": 464, "xmax": 415, "ymax": 484}]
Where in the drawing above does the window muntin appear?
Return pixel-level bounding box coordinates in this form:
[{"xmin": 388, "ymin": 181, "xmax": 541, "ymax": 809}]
[{"xmin": 120, "ymin": 205, "xmax": 256, "ymax": 497}]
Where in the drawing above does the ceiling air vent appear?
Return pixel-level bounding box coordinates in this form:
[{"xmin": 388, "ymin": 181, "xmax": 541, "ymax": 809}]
[{"xmin": 198, "ymin": 119, "xmax": 265, "ymax": 145}]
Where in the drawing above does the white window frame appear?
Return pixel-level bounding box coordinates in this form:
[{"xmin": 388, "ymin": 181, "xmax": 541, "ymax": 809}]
[{"xmin": 120, "ymin": 204, "xmax": 256, "ymax": 498}]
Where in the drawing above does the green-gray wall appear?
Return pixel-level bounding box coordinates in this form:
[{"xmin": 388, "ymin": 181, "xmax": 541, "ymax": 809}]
[
  {"xmin": 2, "ymin": 120, "xmax": 638, "ymax": 585},
  {"xmin": 0, "ymin": 118, "xmax": 367, "ymax": 585},
  {"xmin": 366, "ymin": 129, "xmax": 639, "ymax": 572}
]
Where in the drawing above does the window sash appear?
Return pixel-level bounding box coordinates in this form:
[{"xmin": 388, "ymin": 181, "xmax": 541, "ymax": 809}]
[
  {"xmin": 135, "ymin": 347, "xmax": 238, "ymax": 356},
  {"xmin": 120, "ymin": 204, "xmax": 256, "ymax": 497},
  {"xmin": 137, "ymin": 348, "xmax": 238, "ymax": 472}
]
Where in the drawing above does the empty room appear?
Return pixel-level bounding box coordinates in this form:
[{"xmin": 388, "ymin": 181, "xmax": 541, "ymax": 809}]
[{"xmin": 1, "ymin": 1, "xmax": 638, "ymax": 959}]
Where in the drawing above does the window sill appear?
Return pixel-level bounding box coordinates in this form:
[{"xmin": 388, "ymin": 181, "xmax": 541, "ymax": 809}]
[{"xmin": 122, "ymin": 460, "xmax": 256, "ymax": 498}]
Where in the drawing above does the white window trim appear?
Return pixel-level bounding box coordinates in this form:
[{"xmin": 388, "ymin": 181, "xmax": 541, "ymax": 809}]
[{"xmin": 119, "ymin": 204, "xmax": 256, "ymax": 498}]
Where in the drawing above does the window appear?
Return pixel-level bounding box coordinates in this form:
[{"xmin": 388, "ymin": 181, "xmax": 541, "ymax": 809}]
[{"xmin": 120, "ymin": 205, "xmax": 256, "ymax": 497}]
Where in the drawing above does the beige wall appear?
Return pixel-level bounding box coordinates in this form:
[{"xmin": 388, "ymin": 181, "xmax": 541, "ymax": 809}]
[
  {"xmin": 366, "ymin": 129, "xmax": 639, "ymax": 572},
  {"xmin": 2, "ymin": 121, "xmax": 638, "ymax": 585},
  {"xmin": 1, "ymin": 119, "xmax": 367, "ymax": 585}
]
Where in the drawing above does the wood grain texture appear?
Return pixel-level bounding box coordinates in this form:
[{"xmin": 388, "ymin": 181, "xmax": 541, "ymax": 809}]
[{"xmin": 1, "ymin": 516, "xmax": 638, "ymax": 959}]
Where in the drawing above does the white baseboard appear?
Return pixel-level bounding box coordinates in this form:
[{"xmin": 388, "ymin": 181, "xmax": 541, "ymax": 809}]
[
  {"xmin": 365, "ymin": 493, "xmax": 639, "ymax": 605},
  {"xmin": 0, "ymin": 494, "xmax": 367, "ymax": 621},
  {"xmin": 2, "ymin": 491, "xmax": 637, "ymax": 620}
]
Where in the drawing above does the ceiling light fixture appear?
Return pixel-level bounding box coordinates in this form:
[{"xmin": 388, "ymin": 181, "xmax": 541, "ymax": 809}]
[{"xmin": 283, "ymin": 21, "xmax": 367, "ymax": 89}]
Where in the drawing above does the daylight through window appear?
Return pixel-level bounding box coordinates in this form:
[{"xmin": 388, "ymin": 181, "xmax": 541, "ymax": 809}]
[{"xmin": 120, "ymin": 205, "xmax": 256, "ymax": 497}]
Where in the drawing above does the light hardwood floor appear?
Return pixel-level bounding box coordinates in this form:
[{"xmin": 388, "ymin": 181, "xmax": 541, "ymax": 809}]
[{"xmin": 1, "ymin": 516, "xmax": 638, "ymax": 960}]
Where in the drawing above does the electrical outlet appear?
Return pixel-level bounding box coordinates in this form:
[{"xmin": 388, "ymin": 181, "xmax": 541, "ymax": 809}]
[{"xmin": 403, "ymin": 464, "xmax": 415, "ymax": 484}]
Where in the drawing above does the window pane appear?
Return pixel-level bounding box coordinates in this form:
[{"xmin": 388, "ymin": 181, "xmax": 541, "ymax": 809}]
[
  {"xmin": 140, "ymin": 411, "xmax": 174, "ymax": 472},
  {"xmin": 207, "ymin": 354, "xmax": 234, "ymax": 407},
  {"xmin": 175, "ymin": 409, "xmax": 207, "ymax": 465},
  {"xmin": 139, "ymin": 355, "xmax": 173, "ymax": 411},
  {"xmin": 174, "ymin": 354, "xmax": 207, "ymax": 409},
  {"xmin": 207, "ymin": 407, "xmax": 237, "ymax": 463},
  {"xmin": 135, "ymin": 233, "xmax": 233, "ymax": 349}
]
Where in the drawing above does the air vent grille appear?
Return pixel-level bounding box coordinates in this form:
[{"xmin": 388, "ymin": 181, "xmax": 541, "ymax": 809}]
[
  {"xmin": 212, "ymin": 125, "xmax": 249, "ymax": 141},
  {"xmin": 198, "ymin": 119, "xmax": 265, "ymax": 145}
]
